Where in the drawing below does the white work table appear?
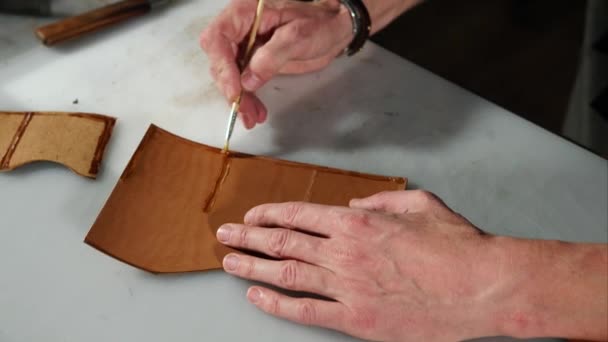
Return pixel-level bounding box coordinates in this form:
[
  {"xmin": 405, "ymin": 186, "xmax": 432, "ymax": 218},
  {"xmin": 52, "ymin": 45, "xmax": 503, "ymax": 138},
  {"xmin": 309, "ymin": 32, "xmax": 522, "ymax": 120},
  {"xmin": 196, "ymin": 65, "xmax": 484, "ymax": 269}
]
[{"xmin": 0, "ymin": 1, "xmax": 606, "ymax": 341}]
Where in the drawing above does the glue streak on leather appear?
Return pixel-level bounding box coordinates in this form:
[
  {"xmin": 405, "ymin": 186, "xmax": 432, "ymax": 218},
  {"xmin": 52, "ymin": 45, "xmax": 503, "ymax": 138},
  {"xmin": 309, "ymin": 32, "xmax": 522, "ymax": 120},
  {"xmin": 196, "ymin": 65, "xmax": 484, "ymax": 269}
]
[{"xmin": 203, "ymin": 152, "xmax": 232, "ymax": 212}]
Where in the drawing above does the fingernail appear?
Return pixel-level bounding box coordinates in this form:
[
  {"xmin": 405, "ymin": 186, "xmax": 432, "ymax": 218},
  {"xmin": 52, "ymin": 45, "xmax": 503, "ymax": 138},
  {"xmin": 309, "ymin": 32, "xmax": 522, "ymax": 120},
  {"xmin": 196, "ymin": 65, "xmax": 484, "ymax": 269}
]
[
  {"xmin": 223, "ymin": 254, "xmax": 239, "ymax": 271},
  {"xmin": 241, "ymin": 114, "xmax": 252, "ymax": 129},
  {"xmin": 247, "ymin": 288, "xmax": 262, "ymax": 304},
  {"xmin": 246, "ymin": 116, "xmax": 255, "ymax": 130},
  {"xmin": 242, "ymin": 71, "xmax": 262, "ymax": 92},
  {"xmin": 258, "ymin": 108, "xmax": 267, "ymax": 123},
  {"xmin": 216, "ymin": 225, "xmax": 231, "ymax": 243}
]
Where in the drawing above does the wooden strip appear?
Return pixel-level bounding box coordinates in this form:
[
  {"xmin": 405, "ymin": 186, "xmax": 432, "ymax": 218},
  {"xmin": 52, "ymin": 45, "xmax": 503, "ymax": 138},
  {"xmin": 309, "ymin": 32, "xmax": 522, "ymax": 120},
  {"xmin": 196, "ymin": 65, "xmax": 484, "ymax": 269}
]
[{"xmin": 35, "ymin": 0, "xmax": 151, "ymax": 46}]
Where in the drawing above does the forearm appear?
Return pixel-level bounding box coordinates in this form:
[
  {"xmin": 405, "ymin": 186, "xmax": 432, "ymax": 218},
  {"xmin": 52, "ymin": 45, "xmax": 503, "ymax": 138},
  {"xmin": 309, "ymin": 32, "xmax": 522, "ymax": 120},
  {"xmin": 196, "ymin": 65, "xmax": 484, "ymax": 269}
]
[{"xmin": 493, "ymin": 237, "xmax": 608, "ymax": 340}]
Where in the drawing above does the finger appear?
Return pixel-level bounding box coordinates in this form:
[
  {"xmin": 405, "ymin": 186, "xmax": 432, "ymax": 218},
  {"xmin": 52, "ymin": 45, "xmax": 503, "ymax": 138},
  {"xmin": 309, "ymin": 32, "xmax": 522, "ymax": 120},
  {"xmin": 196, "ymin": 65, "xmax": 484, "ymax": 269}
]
[
  {"xmin": 245, "ymin": 202, "xmax": 351, "ymax": 236},
  {"xmin": 246, "ymin": 286, "xmax": 347, "ymax": 331},
  {"xmin": 349, "ymin": 190, "xmax": 445, "ymax": 214},
  {"xmin": 217, "ymin": 224, "xmax": 327, "ymax": 265},
  {"xmin": 239, "ymin": 112, "xmax": 253, "ymax": 130},
  {"xmin": 237, "ymin": 93, "xmax": 260, "ymax": 129},
  {"xmin": 223, "ymin": 253, "xmax": 339, "ymax": 298},
  {"xmin": 251, "ymin": 94, "xmax": 268, "ymax": 123},
  {"xmin": 238, "ymin": 93, "xmax": 267, "ymax": 127},
  {"xmin": 201, "ymin": 29, "xmax": 241, "ymax": 101},
  {"xmin": 242, "ymin": 21, "xmax": 312, "ymax": 92},
  {"xmin": 201, "ymin": 0, "xmax": 265, "ymax": 100},
  {"xmin": 245, "ymin": 7, "xmax": 348, "ymax": 88}
]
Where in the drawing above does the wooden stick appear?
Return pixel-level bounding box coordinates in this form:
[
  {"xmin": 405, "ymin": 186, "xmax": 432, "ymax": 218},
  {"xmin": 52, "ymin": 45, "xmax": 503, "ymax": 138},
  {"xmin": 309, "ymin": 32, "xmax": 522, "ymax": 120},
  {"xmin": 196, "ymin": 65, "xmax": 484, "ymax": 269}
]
[{"xmin": 35, "ymin": 0, "xmax": 151, "ymax": 46}]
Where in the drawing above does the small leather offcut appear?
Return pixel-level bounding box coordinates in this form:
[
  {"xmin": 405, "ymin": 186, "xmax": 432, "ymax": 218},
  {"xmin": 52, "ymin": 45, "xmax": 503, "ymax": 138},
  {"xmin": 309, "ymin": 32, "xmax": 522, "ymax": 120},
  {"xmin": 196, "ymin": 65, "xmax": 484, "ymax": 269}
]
[
  {"xmin": 85, "ymin": 125, "xmax": 407, "ymax": 273},
  {"xmin": 0, "ymin": 111, "xmax": 116, "ymax": 178}
]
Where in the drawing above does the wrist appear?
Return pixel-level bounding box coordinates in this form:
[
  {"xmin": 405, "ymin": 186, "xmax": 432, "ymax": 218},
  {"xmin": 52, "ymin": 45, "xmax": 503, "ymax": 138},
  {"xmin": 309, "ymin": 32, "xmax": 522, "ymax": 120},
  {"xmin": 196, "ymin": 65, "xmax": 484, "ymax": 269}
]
[
  {"xmin": 485, "ymin": 237, "xmax": 548, "ymax": 338},
  {"xmin": 336, "ymin": 2, "xmax": 355, "ymax": 48},
  {"xmin": 335, "ymin": 0, "xmax": 370, "ymax": 56},
  {"xmin": 491, "ymin": 237, "xmax": 608, "ymax": 340}
]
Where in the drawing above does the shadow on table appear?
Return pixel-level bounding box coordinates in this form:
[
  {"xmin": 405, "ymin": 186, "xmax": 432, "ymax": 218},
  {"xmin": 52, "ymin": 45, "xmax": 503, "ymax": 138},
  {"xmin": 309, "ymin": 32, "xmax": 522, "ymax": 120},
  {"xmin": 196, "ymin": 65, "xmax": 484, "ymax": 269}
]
[{"xmin": 263, "ymin": 46, "xmax": 482, "ymax": 157}]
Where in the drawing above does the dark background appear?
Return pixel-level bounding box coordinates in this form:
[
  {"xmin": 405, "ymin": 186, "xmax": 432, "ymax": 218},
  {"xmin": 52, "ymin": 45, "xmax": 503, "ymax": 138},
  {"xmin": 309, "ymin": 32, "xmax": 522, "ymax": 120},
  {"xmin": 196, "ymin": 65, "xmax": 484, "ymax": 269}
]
[{"xmin": 372, "ymin": 0, "xmax": 587, "ymax": 137}]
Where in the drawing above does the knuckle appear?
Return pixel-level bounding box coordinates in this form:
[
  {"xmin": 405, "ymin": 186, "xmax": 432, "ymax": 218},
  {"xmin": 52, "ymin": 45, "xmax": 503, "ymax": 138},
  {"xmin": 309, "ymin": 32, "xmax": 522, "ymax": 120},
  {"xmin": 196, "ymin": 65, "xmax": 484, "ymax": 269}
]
[
  {"xmin": 209, "ymin": 64, "xmax": 218, "ymax": 76},
  {"xmin": 283, "ymin": 21, "xmax": 310, "ymax": 42},
  {"xmin": 199, "ymin": 29, "xmax": 211, "ymax": 50},
  {"xmin": 215, "ymin": 21, "xmax": 232, "ymax": 35},
  {"xmin": 209, "ymin": 63, "xmax": 226, "ymax": 82},
  {"xmin": 266, "ymin": 293, "xmax": 281, "ymax": 315},
  {"xmin": 237, "ymin": 227, "xmax": 250, "ymax": 248},
  {"xmin": 374, "ymin": 190, "xmax": 391, "ymax": 199},
  {"xmin": 268, "ymin": 229, "xmax": 290, "ymax": 257},
  {"xmin": 281, "ymin": 202, "xmax": 303, "ymax": 227},
  {"xmin": 232, "ymin": 2, "xmax": 251, "ymax": 19},
  {"xmin": 283, "ymin": 23, "xmax": 302, "ymax": 41},
  {"xmin": 296, "ymin": 300, "xmax": 317, "ymax": 325},
  {"xmin": 243, "ymin": 258, "xmax": 256, "ymax": 278},
  {"xmin": 215, "ymin": 62, "xmax": 226, "ymax": 77},
  {"xmin": 278, "ymin": 260, "xmax": 299, "ymax": 289},
  {"xmin": 339, "ymin": 211, "xmax": 371, "ymax": 229},
  {"xmin": 375, "ymin": 190, "xmax": 395, "ymax": 203},
  {"xmin": 250, "ymin": 49, "xmax": 276, "ymax": 79},
  {"xmin": 413, "ymin": 190, "xmax": 438, "ymax": 208}
]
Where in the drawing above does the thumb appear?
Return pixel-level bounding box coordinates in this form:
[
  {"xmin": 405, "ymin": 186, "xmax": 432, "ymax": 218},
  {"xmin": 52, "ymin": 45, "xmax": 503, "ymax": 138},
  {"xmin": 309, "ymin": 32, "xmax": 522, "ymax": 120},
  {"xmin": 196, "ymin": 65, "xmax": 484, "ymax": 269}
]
[
  {"xmin": 350, "ymin": 190, "xmax": 445, "ymax": 214},
  {"xmin": 241, "ymin": 21, "xmax": 311, "ymax": 92}
]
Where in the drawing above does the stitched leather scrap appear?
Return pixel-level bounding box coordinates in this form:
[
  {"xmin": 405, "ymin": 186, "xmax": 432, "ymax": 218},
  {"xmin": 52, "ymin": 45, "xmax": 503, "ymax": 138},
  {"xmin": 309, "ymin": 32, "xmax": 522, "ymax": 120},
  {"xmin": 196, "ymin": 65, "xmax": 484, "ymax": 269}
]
[{"xmin": 0, "ymin": 111, "xmax": 116, "ymax": 178}]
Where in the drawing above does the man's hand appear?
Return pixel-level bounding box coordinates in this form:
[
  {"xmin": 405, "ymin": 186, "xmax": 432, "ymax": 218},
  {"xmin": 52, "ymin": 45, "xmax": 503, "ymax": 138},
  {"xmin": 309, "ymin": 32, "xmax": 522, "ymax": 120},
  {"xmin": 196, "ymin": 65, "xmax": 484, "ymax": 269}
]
[
  {"xmin": 216, "ymin": 190, "xmax": 608, "ymax": 341},
  {"xmin": 200, "ymin": 0, "xmax": 353, "ymax": 129},
  {"xmin": 216, "ymin": 190, "xmax": 502, "ymax": 341}
]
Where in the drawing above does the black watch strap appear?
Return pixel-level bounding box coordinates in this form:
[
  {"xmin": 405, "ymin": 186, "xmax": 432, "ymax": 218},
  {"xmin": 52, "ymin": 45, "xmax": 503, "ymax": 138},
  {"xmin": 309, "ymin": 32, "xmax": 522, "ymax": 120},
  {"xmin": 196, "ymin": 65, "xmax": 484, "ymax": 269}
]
[{"xmin": 340, "ymin": 0, "xmax": 371, "ymax": 56}]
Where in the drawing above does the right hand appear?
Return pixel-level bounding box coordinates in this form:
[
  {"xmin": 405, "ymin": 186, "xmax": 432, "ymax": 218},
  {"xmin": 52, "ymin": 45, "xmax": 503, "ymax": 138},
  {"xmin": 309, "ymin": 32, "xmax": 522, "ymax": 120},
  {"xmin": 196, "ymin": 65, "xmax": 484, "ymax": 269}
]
[{"xmin": 200, "ymin": 0, "xmax": 354, "ymax": 129}]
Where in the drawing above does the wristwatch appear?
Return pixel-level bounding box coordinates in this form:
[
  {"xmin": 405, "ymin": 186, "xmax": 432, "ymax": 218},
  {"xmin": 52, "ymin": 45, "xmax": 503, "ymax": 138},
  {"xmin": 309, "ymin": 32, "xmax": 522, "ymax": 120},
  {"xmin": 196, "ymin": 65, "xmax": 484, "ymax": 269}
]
[{"xmin": 339, "ymin": 0, "xmax": 371, "ymax": 56}]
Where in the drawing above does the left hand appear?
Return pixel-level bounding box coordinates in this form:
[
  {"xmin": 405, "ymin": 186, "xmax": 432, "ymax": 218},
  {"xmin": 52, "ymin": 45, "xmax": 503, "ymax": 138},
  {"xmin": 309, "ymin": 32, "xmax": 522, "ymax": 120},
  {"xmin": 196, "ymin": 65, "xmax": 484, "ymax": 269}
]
[{"xmin": 215, "ymin": 190, "xmax": 506, "ymax": 341}]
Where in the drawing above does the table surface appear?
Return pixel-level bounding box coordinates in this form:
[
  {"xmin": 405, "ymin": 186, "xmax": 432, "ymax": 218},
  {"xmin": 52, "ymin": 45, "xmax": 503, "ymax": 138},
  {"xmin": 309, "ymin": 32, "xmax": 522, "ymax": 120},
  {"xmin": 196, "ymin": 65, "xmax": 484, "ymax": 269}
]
[{"xmin": 0, "ymin": 1, "xmax": 606, "ymax": 341}]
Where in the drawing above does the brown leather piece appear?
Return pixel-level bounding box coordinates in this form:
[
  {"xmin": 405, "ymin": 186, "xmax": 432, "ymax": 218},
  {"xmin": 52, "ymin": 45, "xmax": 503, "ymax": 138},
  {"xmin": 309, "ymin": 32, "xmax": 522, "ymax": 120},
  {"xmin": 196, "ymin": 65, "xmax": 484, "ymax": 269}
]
[
  {"xmin": 85, "ymin": 125, "xmax": 407, "ymax": 273},
  {"xmin": 0, "ymin": 111, "xmax": 116, "ymax": 178}
]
